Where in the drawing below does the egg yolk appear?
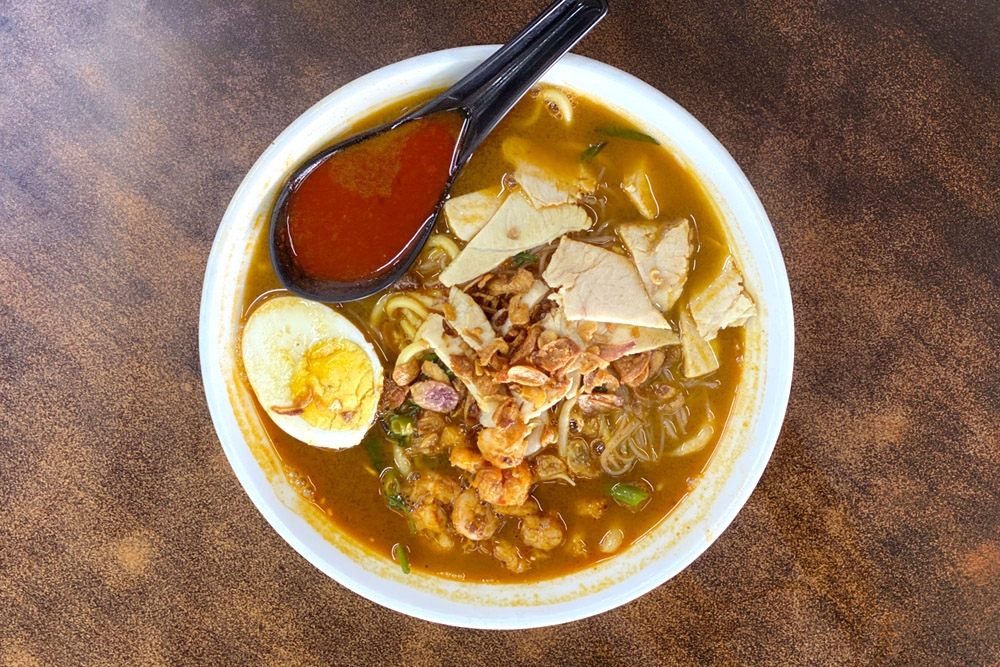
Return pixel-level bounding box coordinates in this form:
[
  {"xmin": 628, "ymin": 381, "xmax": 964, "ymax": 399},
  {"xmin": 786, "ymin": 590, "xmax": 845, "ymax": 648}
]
[{"xmin": 289, "ymin": 338, "xmax": 376, "ymax": 431}]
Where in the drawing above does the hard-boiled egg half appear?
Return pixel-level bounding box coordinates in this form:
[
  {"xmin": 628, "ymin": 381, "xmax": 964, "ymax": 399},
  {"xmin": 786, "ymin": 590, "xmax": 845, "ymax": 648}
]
[{"xmin": 241, "ymin": 295, "xmax": 383, "ymax": 449}]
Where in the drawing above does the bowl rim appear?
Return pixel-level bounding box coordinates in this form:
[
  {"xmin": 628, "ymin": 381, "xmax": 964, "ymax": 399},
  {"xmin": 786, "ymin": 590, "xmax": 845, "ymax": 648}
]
[{"xmin": 200, "ymin": 45, "xmax": 794, "ymax": 629}]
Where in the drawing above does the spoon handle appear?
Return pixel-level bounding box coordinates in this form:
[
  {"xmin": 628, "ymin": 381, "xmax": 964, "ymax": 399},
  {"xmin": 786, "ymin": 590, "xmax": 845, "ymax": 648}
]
[{"xmin": 415, "ymin": 0, "xmax": 608, "ymax": 167}]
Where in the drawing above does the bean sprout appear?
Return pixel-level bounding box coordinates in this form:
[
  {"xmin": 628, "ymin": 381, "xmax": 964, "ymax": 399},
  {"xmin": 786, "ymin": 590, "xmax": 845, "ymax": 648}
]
[
  {"xmin": 557, "ymin": 375, "xmax": 582, "ymax": 458},
  {"xmin": 398, "ymin": 318, "xmax": 417, "ymax": 340},
  {"xmin": 628, "ymin": 428, "xmax": 653, "ymax": 462},
  {"xmin": 600, "ymin": 441, "xmax": 635, "ymax": 476},
  {"xmin": 605, "ymin": 419, "xmax": 641, "ymax": 452},
  {"xmin": 393, "ymin": 444, "xmax": 412, "ymax": 476},
  {"xmin": 598, "ymin": 528, "xmax": 624, "ymax": 553},
  {"xmin": 669, "ymin": 423, "xmax": 715, "ymax": 457},
  {"xmin": 401, "ymin": 307, "xmax": 423, "ymax": 329}
]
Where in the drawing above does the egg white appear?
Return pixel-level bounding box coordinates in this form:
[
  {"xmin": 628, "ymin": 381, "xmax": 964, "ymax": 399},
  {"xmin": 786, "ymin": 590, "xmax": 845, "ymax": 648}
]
[{"xmin": 240, "ymin": 295, "xmax": 383, "ymax": 449}]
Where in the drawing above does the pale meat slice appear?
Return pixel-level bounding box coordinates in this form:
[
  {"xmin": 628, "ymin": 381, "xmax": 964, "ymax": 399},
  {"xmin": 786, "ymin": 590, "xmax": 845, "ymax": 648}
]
[
  {"xmin": 688, "ymin": 258, "xmax": 756, "ymax": 340},
  {"xmin": 442, "ymin": 190, "xmax": 505, "ymax": 242},
  {"xmin": 542, "ymin": 237, "xmax": 671, "ymax": 329},
  {"xmin": 679, "ymin": 307, "xmax": 719, "ymax": 378},
  {"xmin": 619, "ymin": 219, "xmax": 693, "ymax": 312},
  {"xmin": 540, "ymin": 307, "xmax": 678, "ymax": 356},
  {"xmin": 503, "ymin": 136, "xmax": 597, "ymax": 208},
  {"xmin": 445, "ymin": 287, "xmax": 496, "ymax": 352},
  {"xmin": 496, "ymin": 278, "xmax": 549, "ymax": 337},
  {"xmin": 440, "ymin": 192, "xmax": 591, "ymax": 287},
  {"xmin": 515, "ymin": 164, "xmax": 588, "ymax": 208},
  {"xmin": 417, "ymin": 314, "xmax": 504, "ymax": 425},
  {"xmin": 622, "ymin": 161, "xmax": 659, "ymax": 220},
  {"xmin": 416, "ymin": 314, "xmax": 468, "ymax": 368}
]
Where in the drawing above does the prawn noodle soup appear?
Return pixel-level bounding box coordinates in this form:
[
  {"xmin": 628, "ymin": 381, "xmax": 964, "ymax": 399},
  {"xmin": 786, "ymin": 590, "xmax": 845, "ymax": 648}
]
[{"xmin": 241, "ymin": 86, "xmax": 755, "ymax": 582}]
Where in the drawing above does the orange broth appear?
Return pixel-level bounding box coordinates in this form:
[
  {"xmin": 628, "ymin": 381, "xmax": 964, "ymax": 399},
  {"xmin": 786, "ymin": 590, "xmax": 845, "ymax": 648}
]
[{"xmin": 240, "ymin": 87, "xmax": 745, "ymax": 582}]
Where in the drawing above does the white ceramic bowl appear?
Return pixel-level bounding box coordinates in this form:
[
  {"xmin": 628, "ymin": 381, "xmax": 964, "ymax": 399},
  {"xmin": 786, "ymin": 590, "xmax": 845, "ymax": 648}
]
[{"xmin": 200, "ymin": 46, "xmax": 793, "ymax": 629}]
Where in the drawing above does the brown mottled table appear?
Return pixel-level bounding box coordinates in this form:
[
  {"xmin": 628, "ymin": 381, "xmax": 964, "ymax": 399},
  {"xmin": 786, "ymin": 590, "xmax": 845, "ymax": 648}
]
[{"xmin": 2, "ymin": 1, "xmax": 998, "ymax": 664}]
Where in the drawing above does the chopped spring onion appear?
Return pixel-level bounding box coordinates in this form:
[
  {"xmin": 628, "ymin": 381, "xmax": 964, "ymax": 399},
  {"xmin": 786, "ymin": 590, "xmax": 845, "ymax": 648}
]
[
  {"xmin": 581, "ymin": 141, "xmax": 607, "ymax": 162},
  {"xmin": 388, "ymin": 414, "xmax": 415, "ymax": 438},
  {"xmin": 393, "ymin": 544, "xmax": 411, "ymax": 574},
  {"xmin": 386, "ymin": 493, "xmax": 408, "ymax": 513},
  {"xmin": 382, "ymin": 469, "xmax": 417, "ymax": 534},
  {"xmin": 382, "ymin": 468, "xmax": 402, "ymax": 498},
  {"xmin": 610, "ymin": 482, "xmax": 650, "ymax": 507},
  {"xmin": 396, "ymin": 399, "xmax": 421, "ymax": 418},
  {"xmin": 596, "ymin": 126, "xmax": 660, "ymax": 144},
  {"xmin": 512, "ymin": 251, "xmax": 538, "ymax": 267},
  {"xmin": 362, "ymin": 434, "xmax": 383, "ymax": 472}
]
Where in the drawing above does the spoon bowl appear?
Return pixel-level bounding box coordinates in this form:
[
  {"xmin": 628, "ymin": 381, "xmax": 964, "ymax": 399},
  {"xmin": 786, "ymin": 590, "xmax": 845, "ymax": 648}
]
[{"xmin": 269, "ymin": 0, "xmax": 608, "ymax": 303}]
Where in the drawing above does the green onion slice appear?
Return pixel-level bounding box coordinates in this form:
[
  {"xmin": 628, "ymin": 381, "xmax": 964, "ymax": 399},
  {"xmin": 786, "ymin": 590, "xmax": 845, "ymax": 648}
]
[
  {"xmin": 381, "ymin": 469, "xmax": 415, "ymax": 533},
  {"xmin": 611, "ymin": 482, "xmax": 650, "ymax": 507},
  {"xmin": 388, "ymin": 414, "xmax": 415, "ymax": 438},
  {"xmin": 362, "ymin": 434, "xmax": 383, "ymax": 472},
  {"xmin": 512, "ymin": 251, "xmax": 538, "ymax": 267},
  {"xmin": 386, "ymin": 493, "xmax": 408, "ymax": 513},
  {"xmin": 396, "ymin": 399, "xmax": 421, "ymax": 418},
  {"xmin": 382, "ymin": 468, "xmax": 402, "ymax": 497},
  {"xmin": 581, "ymin": 141, "xmax": 608, "ymax": 162},
  {"xmin": 596, "ymin": 126, "xmax": 660, "ymax": 144},
  {"xmin": 393, "ymin": 544, "xmax": 411, "ymax": 574}
]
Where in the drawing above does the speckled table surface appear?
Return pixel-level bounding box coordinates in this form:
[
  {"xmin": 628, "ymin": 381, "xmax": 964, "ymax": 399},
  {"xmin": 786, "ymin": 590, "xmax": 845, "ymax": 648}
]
[{"xmin": 2, "ymin": 1, "xmax": 998, "ymax": 664}]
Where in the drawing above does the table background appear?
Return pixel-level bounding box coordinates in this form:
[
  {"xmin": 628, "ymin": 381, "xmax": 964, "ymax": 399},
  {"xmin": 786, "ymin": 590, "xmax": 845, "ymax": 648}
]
[{"xmin": 2, "ymin": 0, "xmax": 998, "ymax": 664}]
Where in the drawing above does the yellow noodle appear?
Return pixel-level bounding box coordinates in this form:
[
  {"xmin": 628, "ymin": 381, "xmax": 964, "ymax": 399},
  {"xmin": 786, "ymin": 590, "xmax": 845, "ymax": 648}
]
[
  {"xmin": 371, "ymin": 290, "xmax": 442, "ymax": 330},
  {"xmin": 424, "ymin": 234, "xmax": 461, "ymax": 260},
  {"xmin": 401, "ymin": 308, "xmax": 423, "ymax": 329},
  {"xmin": 513, "ymin": 95, "xmax": 544, "ymax": 128},
  {"xmin": 383, "ymin": 295, "xmax": 430, "ymax": 320},
  {"xmin": 412, "ymin": 292, "xmax": 442, "ymax": 308},
  {"xmin": 396, "ymin": 338, "xmax": 430, "ymax": 367},
  {"xmin": 540, "ymin": 88, "xmax": 573, "ymax": 123}
]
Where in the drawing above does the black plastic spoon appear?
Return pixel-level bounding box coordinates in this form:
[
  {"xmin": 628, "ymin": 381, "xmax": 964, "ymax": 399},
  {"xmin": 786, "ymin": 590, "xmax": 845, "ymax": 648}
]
[{"xmin": 270, "ymin": 0, "xmax": 608, "ymax": 303}]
